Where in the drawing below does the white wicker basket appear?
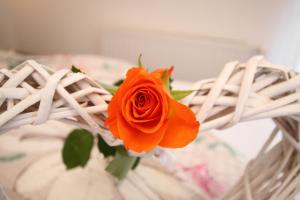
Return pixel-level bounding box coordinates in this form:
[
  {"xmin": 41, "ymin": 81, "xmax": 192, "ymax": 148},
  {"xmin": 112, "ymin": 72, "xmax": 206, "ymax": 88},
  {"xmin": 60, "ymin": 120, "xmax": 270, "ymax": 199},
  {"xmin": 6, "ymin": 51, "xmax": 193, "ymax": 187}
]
[{"xmin": 188, "ymin": 56, "xmax": 300, "ymax": 200}]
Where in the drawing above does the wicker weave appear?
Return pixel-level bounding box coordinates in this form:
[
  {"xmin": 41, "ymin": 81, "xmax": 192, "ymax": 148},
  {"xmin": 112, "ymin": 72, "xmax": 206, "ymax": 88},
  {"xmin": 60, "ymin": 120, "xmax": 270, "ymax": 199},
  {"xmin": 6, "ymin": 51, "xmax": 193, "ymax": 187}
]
[
  {"xmin": 188, "ymin": 56, "xmax": 300, "ymax": 200},
  {"xmin": 0, "ymin": 57, "xmax": 299, "ymax": 199},
  {"xmin": 0, "ymin": 60, "xmax": 118, "ymax": 146}
]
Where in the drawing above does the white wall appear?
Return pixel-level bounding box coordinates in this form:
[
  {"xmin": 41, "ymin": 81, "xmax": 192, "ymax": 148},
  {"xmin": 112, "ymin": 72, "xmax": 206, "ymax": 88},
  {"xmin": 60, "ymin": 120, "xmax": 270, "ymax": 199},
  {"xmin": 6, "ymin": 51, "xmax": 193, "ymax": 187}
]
[
  {"xmin": 0, "ymin": 0, "xmax": 294, "ymax": 79},
  {"xmin": 0, "ymin": 0, "xmax": 286, "ymax": 53},
  {"xmin": 267, "ymin": 0, "xmax": 300, "ymax": 68}
]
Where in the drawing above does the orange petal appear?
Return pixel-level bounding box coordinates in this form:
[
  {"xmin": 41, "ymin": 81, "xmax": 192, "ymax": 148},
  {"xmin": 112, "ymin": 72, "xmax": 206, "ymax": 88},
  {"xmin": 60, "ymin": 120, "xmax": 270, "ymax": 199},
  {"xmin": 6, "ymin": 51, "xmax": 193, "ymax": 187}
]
[
  {"xmin": 105, "ymin": 91, "xmax": 120, "ymax": 137},
  {"xmin": 159, "ymin": 98, "xmax": 200, "ymax": 148},
  {"xmin": 151, "ymin": 66, "xmax": 174, "ymax": 79},
  {"xmin": 124, "ymin": 67, "xmax": 148, "ymax": 86},
  {"xmin": 126, "ymin": 67, "xmax": 146, "ymax": 79},
  {"xmin": 107, "ymin": 92, "xmax": 119, "ymax": 120},
  {"xmin": 118, "ymin": 114, "xmax": 167, "ymax": 152},
  {"xmin": 105, "ymin": 117, "xmax": 120, "ymax": 138}
]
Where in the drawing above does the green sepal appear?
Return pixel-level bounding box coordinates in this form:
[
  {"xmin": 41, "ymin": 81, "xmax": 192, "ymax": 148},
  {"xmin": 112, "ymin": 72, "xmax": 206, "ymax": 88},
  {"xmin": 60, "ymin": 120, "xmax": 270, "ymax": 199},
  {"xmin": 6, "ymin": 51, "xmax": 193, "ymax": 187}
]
[
  {"xmin": 99, "ymin": 82, "xmax": 118, "ymax": 95},
  {"xmin": 138, "ymin": 54, "xmax": 143, "ymax": 67},
  {"xmin": 170, "ymin": 90, "xmax": 194, "ymax": 100},
  {"xmin": 169, "ymin": 77, "xmax": 173, "ymax": 90},
  {"xmin": 114, "ymin": 79, "xmax": 124, "ymax": 86},
  {"xmin": 161, "ymin": 72, "xmax": 171, "ymax": 92},
  {"xmin": 97, "ymin": 134, "xmax": 116, "ymax": 158}
]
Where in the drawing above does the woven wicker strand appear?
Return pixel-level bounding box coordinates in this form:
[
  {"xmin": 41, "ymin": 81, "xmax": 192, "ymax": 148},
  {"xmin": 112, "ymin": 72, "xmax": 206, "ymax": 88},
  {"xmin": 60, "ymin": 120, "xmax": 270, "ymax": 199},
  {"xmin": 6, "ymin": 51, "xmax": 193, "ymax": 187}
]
[
  {"xmin": 188, "ymin": 56, "xmax": 300, "ymax": 200},
  {"xmin": 0, "ymin": 60, "xmax": 120, "ymax": 146},
  {"xmin": 0, "ymin": 57, "xmax": 299, "ymax": 199}
]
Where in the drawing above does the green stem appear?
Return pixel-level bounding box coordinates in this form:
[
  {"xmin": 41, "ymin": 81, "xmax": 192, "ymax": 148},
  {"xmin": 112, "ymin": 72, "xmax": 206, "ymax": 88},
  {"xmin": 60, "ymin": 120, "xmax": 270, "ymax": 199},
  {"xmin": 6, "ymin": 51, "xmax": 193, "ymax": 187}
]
[{"xmin": 105, "ymin": 146, "xmax": 139, "ymax": 180}]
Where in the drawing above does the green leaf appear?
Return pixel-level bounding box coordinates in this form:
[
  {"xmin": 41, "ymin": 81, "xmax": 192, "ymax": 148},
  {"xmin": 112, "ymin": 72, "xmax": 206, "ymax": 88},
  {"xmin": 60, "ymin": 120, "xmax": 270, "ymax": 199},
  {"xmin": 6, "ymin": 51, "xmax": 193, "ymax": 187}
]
[
  {"xmin": 99, "ymin": 83, "xmax": 118, "ymax": 95},
  {"xmin": 138, "ymin": 54, "xmax": 143, "ymax": 66},
  {"xmin": 171, "ymin": 90, "xmax": 193, "ymax": 100},
  {"xmin": 71, "ymin": 65, "xmax": 83, "ymax": 73},
  {"xmin": 105, "ymin": 146, "xmax": 138, "ymax": 180},
  {"xmin": 114, "ymin": 79, "xmax": 124, "ymax": 86},
  {"xmin": 62, "ymin": 129, "xmax": 94, "ymax": 169},
  {"xmin": 131, "ymin": 157, "xmax": 140, "ymax": 170},
  {"xmin": 97, "ymin": 134, "xmax": 116, "ymax": 158}
]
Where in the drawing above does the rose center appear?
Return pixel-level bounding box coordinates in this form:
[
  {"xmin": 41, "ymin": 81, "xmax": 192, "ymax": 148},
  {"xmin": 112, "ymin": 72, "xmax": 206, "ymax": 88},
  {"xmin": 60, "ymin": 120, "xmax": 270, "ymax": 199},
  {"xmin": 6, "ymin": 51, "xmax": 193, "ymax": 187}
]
[
  {"xmin": 135, "ymin": 92, "xmax": 148, "ymax": 108},
  {"xmin": 126, "ymin": 87, "xmax": 162, "ymax": 122}
]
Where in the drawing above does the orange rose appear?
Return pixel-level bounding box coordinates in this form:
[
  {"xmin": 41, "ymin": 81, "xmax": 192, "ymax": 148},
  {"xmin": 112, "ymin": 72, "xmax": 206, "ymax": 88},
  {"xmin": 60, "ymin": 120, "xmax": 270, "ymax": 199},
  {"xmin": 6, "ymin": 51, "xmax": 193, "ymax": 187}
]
[{"xmin": 105, "ymin": 67, "xmax": 200, "ymax": 152}]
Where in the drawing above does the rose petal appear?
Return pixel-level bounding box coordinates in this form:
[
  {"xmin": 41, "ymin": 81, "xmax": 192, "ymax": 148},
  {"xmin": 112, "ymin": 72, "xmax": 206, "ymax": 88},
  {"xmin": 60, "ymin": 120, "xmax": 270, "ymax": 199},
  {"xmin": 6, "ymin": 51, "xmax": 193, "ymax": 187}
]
[
  {"xmin": 121, "ymin": 85, "xmax": 168, "ymax": 134},
  {"xmin": 124, "ymin": 67, "xmax": 151, "ymax": 88},
  {"xmin": 105, "ymin": 117, "xmax": 119, "ymax": 138},
  {"xmin": 118, "ymin": 114, "xmax": 167, "ymax": 152},
  {"xmin": 126, "ymin": 67, "xmax": 146, "ymax": 80},
  {"xmin": 159, "ymin": 98, "xmax": 200, "ymax": 148},
  {"xmin": 107, "ymin": 95, "xmax": 118, "ymax": 120},
  {"xmin": 151, "ymin": 66, "xmax": 174, "ymax": 79},
  {"xmin": 105, "ymin": 91, "xmax": 120, "ymax": 137}
]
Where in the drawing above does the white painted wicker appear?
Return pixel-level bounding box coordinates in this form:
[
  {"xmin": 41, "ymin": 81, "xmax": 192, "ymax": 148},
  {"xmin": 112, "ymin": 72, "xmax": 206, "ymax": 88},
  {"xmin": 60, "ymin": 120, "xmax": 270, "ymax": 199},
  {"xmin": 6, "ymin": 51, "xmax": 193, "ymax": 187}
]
[
  {"xmin": 0, "ymin": 57, "xmax": 299, "ymax": 199},
  {"xmin": 188, "ymin": 56, "xmax": 300, "ymax": 200},
  {"xmin": 0, "ymin": 60, "xmax": 120, "ymax": 146}
]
